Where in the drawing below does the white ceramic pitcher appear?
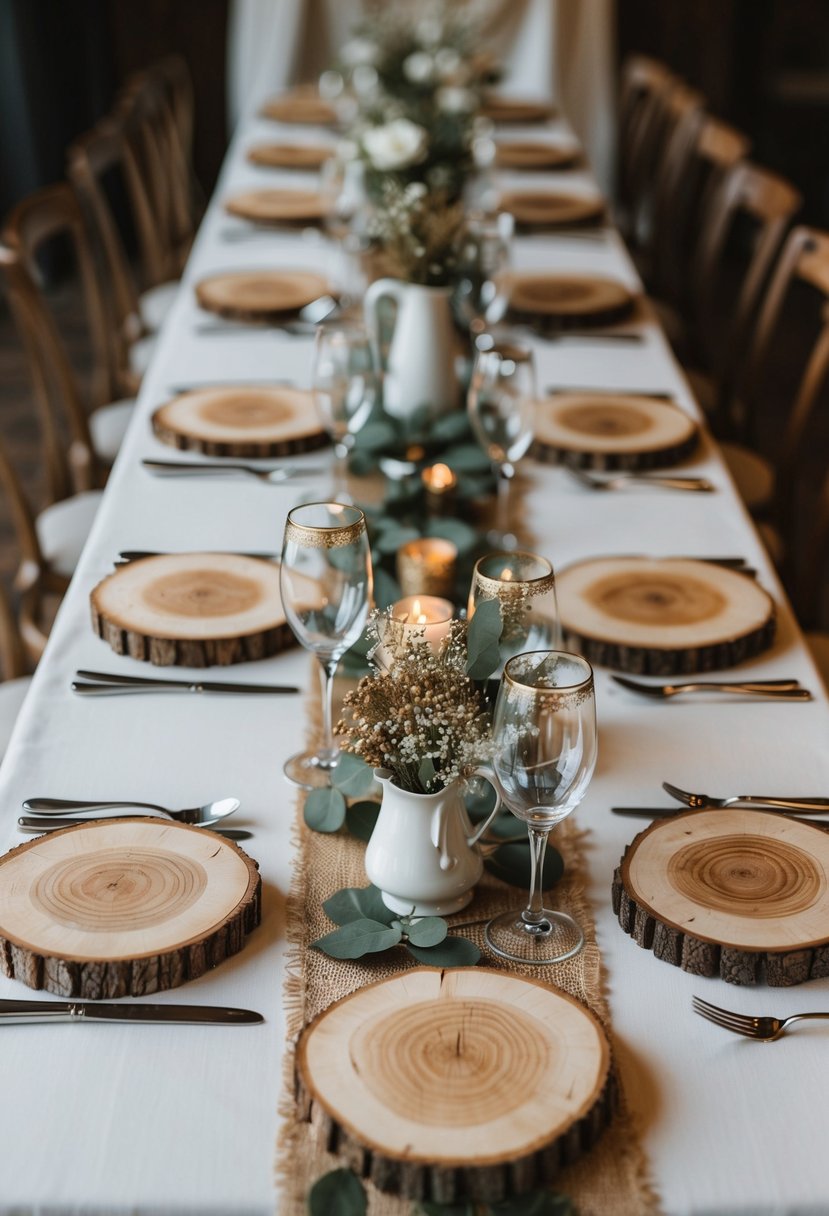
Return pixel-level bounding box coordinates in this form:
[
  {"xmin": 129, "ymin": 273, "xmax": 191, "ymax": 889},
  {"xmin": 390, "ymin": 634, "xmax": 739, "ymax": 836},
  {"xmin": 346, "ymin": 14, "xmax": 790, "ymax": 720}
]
[
  {"xmin": 363, "ymin": 278, "xmax": 459, "ymax": 420},
  {"xmin": 365, "ymin": 768, "xmax": 502, "ymax": 916}
]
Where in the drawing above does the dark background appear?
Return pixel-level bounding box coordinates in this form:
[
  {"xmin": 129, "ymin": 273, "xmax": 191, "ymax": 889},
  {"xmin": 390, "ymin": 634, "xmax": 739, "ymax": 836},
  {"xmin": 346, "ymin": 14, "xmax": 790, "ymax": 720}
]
[{"xmin": 1, "ymin": 0, "xmax": 828, "ymax": 222}]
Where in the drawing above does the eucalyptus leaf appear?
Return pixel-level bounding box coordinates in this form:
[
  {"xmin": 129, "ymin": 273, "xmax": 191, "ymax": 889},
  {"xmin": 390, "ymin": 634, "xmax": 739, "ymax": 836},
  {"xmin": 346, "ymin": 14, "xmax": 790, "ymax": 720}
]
[
  {"xmin": 464, "ymin": 779, "xmax": 498, "ymax": 820},
  {"xmin": 375, "ymin": 524, "xmax": 422, "ymax": 556},
  {"xmin": 331, "ymin": 753, "xmax": 376, "ymax": 797},
  {"xmin": 373, "ymin": 567, "xmax": 403, "ymax": 610},
  {"xmin": 307, "ymin": 1168, "xmax": 367, "ymax": 1216},
  {"xmin": 418, "ymin": 756, "xmax": 437, "ymax": 791},
  {"xmin": 416, "ymin": 1204, "xmax": 474, "ymax": 1216},
  {"xmin": 352, "ymin": 419, "xmax": 398, "ymax": 451},
  {"xmin": 405, "ymin": 916, "xmax": 448, "ymax": 947},
  {"xmin": 425, "ymin": 517, "xmax": 480, "ymax": 555},
  {"xmin": 441, "ymin": 442, "xmax": 491, "ymax": 472},
  {"xmin": 492, "ymin": 1192, "xmax": 576, "ymax": 1216},
  {"xmin": 431, "ymin": 411, "xmax": 473, "ymax": 443},
  {"xmin": 485, "ymin": 842, "xmax": 564, "ymax": 890},
  {"xmin": 345, "ymin": 800, "xmax": 380, "ymax": 842},
  {"xmin": 323, "ymin": 884, "xmax": 396, "ymax": 926},
  {"xmin": 348, "ymin": 449, "xmax": 378, "ymax": 477},
  {"xmin": 313, "ymin": 918, "xmax": 401, "ymax": 959},
  {"xmin": 303, "ymin": 787, "xmax": 347, "ymax": 833},
  {"xmin": 407, "ymin": 936, "xmax": 480, "ymax": 966},
  {"xmin": 466, "ymin": 598, "xmax": 503, "ymax": 680}
]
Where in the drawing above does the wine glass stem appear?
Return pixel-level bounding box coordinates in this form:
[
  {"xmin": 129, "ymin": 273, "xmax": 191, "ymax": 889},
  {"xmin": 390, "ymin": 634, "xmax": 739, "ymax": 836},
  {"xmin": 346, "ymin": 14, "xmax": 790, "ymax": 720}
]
[
  {"xmin": 495, "ymin": 463, "xmax": 512, "ymax": 538},
  {"xmin": 523, "ymin": 824, "xmax": 552, "ymax": 926},
  {"xmin": 318, "ymin": 659, "xmax": 340, "ymax": 770},
  {"xmin": 333, "ymin": 443, "xmax": 349, "ymax": 500}
]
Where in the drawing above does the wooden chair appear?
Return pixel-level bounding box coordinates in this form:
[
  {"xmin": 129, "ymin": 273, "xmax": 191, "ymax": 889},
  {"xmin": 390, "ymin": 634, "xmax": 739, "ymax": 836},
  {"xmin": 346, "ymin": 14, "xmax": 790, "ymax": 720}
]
[
  {"xmin": 0, "ymin": 186, "xmax": 135, "ymax": 494},
  {"xmin": 615, "ymin": 56, "xmax": 678, "ymax": 245},
  {"xmin": 720, "ymin": 227, "xmax": 829, "ymax": 542},
  {"xmin": 67, "ymin": 120, "xmax": 177, "ymax": 390},
  {"xmin": 0, "ymin": 580, "xmax": 33, "ymax": 762},
  {"xmin": 648, "ymin": 112, "xmax": 751, "ymax": 315}
]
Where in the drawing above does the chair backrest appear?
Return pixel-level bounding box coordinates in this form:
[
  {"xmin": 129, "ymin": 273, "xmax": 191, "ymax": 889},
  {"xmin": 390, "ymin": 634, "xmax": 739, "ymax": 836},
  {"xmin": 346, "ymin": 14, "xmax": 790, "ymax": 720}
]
[
  {"xmin": 0, "ymin": 186, "xmax": 107, "ymax": 499},
  {"xmin": 0, "ymin": 437, "xmax": 51, "ymax": 666},
  {"xmin": 616, "ymin": 56, "xmax": 677, "ymax": 239},
  {"xmin": 691, "ymin": 160, "xmax": 802, "ymax": 400},
  {"xmin": 67, "ymin": 119, "xmax": 154, "ymax": 383},
  {"xmin": 650, "ymin": 110, "xmax": 751, "ymax": 305}
]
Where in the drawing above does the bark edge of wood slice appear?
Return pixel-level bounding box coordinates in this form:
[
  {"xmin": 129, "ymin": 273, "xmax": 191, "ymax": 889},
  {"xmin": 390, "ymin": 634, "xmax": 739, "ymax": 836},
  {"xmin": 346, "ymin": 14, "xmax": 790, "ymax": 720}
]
[
  {"xmin": 507, "ymin": 274, "xmax": 635, "ymax": 328},
  {"xmin": 499, "ymin": 191, "xmax": 605, "ymax": 229},
  {"xmin": 152, "ymin": 386, "xmax": 327, "ymax": 458},
  {"xmin": 495, "ymin": 141, "xmax": 579, "ymax": 171},
  {"xmin": 0, "ymin": 818, "xmax": 261, "ymax": 997},
  {"xmin": 533, "ymin": 393, "xmax": 699, "ymax": 471},
  {"xmin": 557, "ymin": 556, "xmax": 775, "ymax": 674},
  {"xmin": 194, "ymin": 269, "xmax": 330, "ymax": 323},
  {"xmin": 295, "ymin": 967, "xmax": 616, "ymax": 1202},
  {"xmin": 90, "ymin": 552, "xmax": 295, "ymax": 667},
  {"xmin": 613, "ymin": 809, "xmax": 829, "ymax": 986}
]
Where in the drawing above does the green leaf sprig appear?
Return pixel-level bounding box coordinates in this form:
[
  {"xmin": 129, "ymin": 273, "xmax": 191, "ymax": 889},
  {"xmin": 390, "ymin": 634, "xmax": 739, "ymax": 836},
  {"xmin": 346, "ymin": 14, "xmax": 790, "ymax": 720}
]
[
  {"xmin": 307, "ymin": 1167, "xmax": 574, "ymax": 1216},
  {"xmin": 303, "ymin": 754, "xmax": 376, "ymax": 833},
  {"xmin": 312, "ymin": 884, "xmax": 480, "ymax": 966}
]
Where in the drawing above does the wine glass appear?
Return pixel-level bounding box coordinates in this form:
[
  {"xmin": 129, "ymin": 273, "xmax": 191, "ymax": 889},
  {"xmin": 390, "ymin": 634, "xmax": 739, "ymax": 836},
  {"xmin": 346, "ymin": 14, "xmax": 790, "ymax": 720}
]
[
  {"xmin": 452, "ymin": 211, "xmax": 513, "ymax": 337},
  {"xmin": 467, "ymin": 335, "xmax": 537, "ymax": 549},
  {"xmin": 468, "ymin": 551, "xmax": 562, "ymax": 672},
  {"xmin": 312, "ymin": 322, "xmax": 376, "ymax": 500},
  {"xmin": 280, "ymin": 503, "xmax": 373, "ymax": 788},
  {"xmin": 486, "ymin": 651, "xmax": 597, "ymax": 964}
]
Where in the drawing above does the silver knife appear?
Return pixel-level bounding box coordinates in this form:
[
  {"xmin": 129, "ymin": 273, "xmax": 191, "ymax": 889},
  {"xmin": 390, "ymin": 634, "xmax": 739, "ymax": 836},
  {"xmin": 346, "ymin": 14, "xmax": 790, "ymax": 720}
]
[
  {"xmin": 116, "ymin": 550, "xmax": 278, "ymax": 565},
  {"xmin": 0, "ymin": 999, "xmax": 263, "ymax": 1025},
  {"xmin": 611, "ymin": 807, "xmax": 829, "ymax": 820},
  {"xmin": 73, "ymin": 671, "xmax": 299, "ymax": 695},
  {"xmin": 142, "ymin": 459, "xmax": 324, "ymax": 483},
  {"xmin": 19, "ymin": 820, "xmax": 254, "ymax": 841}
]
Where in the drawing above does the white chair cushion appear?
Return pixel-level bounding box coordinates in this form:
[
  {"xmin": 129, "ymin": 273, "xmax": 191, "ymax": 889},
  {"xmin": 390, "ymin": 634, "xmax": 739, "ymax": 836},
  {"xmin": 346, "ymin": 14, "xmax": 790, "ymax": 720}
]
[
  {"xmin": 36, "ymin": 491, "xmax": 103, "ymax": 579},
  {"xmin": 0, "ymin": 677, "xmax": 32, "ymax": 760},
  {"xmin": 140, "ymin": 281, "xmax": 179, "ymax": 332},
  {"xmin": 806, "ymin": 632, "xmax": 829, "ymax": 695},
  {"xmin": 89, "ymin": 398, "xmax": 134, "ymax": 464},
  {"xmin": 129, "ymin": 332, "xmax": 159, "ymax": 377},
  {"xmin": 720, "ymin": 441, "xmax": 775, "ymax": 513}
]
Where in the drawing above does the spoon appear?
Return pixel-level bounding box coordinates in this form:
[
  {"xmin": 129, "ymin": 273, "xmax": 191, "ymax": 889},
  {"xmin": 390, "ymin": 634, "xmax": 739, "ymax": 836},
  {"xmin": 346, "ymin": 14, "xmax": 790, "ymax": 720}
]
[{"xmin": 20, "ymin": 797, "xmax": 240, "ymax": 827}]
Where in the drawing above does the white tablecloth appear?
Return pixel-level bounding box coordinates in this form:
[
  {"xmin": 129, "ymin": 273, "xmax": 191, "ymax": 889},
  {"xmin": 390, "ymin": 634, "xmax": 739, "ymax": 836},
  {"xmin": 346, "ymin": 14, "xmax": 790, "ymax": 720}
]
[{"xmin": 1, "ymin": 102, "xmax": 828, "ymax": 1216}]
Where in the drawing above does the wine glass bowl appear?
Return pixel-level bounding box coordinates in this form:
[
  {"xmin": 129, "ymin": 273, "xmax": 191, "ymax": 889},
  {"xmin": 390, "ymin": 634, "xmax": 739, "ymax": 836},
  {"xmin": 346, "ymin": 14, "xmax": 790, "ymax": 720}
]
[
  {"xmin": 468, "ymin": 550, "xmax": 561, "ymax": 670},
  {"xmin": 280, "ymin": 503, "xmax": 373, "ymax": 787},
  {"xmin": 486, "ymin": 650, "xmax": 597, "ymax": 964},
  {"xmin": 467, "ymin": 335, "xmax": 537, "ymax": 549},
  {"xmin": 312, "ymin": 322, "xmax": 376, "ymax": 499}
]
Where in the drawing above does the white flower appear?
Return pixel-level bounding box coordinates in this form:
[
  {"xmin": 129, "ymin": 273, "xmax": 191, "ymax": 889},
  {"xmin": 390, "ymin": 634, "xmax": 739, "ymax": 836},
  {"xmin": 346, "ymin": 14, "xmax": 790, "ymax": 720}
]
[
  {"xmin": 436, "ymin": 86, "xmax": 475, "ymax": 113},
  {"xmin": 434, "ymin": 47, "xmax": 461, "ymax": 80},
  {"xmin": 416, "ymin": 15, "xmax": 444, "ymax": 46},
  {"xmin": 341, "ymin": 37, "xmax": 378, "ymax": 67},
  {"xmin": 404, "ymin": 182, "xmax": 428, "ymax": 202},
  {"xmin": 362, "ymin": 118, "xmax": 429, "ymax": 171},
  {"xmin": 403, "ymin": 51, "xmax": 435, "ymax": 84}
]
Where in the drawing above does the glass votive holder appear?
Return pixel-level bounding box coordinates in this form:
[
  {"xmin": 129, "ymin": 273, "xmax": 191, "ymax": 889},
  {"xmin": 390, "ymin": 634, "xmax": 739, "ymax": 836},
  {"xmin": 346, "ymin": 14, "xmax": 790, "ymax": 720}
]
[
  {"xmin": 396, "ymin": 538, "xmax": 458, "ymax": 598},
  {"xmin": 421, "ymin": 463, "xmax": 459, "ymax": 515}
]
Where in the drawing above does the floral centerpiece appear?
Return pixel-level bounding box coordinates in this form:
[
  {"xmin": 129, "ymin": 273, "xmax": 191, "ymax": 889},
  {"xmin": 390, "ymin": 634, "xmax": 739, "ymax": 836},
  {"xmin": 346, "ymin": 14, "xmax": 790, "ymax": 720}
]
[
  {"xmin": 336, "ymin": 612, "xmax": 493, "ymax": 793},
  {"xmin": 367, "ymin": 178, "xmax": 466, "ymax": 286}
]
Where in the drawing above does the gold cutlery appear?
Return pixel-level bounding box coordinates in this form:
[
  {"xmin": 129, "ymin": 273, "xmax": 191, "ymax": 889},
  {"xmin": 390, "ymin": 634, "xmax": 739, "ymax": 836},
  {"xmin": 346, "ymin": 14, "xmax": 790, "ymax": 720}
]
[
  {"xmin": 612, "ymin": 675, "xmax": 810, "ymax": 700},
  {"xmin": 663, "ymin": 780, "xmax": 829, "ymax": 813},
  {"xmin": 566, "ymin": 467, "xmax": 713, "ymax": 492}
]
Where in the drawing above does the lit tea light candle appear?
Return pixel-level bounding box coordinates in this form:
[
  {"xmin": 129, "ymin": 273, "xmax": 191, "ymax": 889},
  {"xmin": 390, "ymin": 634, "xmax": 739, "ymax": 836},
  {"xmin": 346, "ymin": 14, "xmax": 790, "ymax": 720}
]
[
  {"xmin": 393, "ymin": 595, "xmax": 454, "ymax": 651},
  {"xmin": 421, "ymin": 463, "xmax": 459, "ymax": 515},
  {"xmin": 396, "ymin": 537, "xmax": 458, "ymax": 598}
]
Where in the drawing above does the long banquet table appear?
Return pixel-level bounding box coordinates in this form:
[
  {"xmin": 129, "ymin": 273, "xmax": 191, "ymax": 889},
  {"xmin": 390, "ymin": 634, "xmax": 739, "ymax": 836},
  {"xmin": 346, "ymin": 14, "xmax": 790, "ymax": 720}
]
[{"xmin": 2, "ymin": 97, "xmax": 829, "ymax": 1216}]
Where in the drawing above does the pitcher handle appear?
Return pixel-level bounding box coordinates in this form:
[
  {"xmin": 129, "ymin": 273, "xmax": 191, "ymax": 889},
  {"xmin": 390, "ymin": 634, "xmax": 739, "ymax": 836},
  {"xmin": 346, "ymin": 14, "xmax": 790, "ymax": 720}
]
[
  {"xmin": 363, "ymin": 276, "xmax": 404, "ymax": 372},
  {"xmin": 465, "ymin": 767, "xmax": 503, "ymax": 847}
]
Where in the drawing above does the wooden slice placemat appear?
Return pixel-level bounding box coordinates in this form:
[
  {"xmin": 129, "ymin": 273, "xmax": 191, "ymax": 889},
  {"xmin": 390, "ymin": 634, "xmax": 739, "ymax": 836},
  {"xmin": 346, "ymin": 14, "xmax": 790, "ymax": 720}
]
[
  {"xmin": 613, "ymin": 809, "xmax": 829, "ymax": 986},
  {"xmin": 557, "ymin": 556, "xmax": 775, "ymax": 674},
  {"xmin": 247, "ymin": 143, "xmax": 333, "ymax": 170},
  {"xmin": 296, "ymin": 967, "xmax": 613, "ymax": 1200},
  {"xmin": 0, "ymin": 818, "xmax": 260, "ymax": 997},
  {"xmin": 499, "ymin": 191, "xmax": 605, "ymax": 228},
  {"xmin": 507, "ymin": 274, "xmax": 635, "ymax": 327},
  {"xmin": 482, "ymin": 96, "xmax": 555, "ymax": 124},
  {"xmin": 225, "ymin": 189, "xmax": 330, "ymax": 225},
  {"xmin": 495, "ymin": 141, "xmax": 579, "ymax": 170},
  {"xmin": 533, "ymin": 393, "xmax": 699, "ymax": 471},
  {"xmin": 152, "ymin": 387, "xmax": 326, "ymax": 458},
  {"xmin": 194, "ymin": 270, "xmax": 330, "ymax": 322},
  {"xmin": 261, "ymin": 91, "xmax": 337, "ymax": 126},
  {"xmin": 90, "ymin": 552, "xmax": 298, "ymax": 666}
]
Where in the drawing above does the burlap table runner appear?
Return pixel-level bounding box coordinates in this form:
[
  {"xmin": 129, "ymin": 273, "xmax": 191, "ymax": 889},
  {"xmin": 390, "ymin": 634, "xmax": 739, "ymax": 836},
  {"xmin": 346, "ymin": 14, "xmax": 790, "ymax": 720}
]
[{"xmin": 276, "ymin": 689, "xmax": 661, "ymax": 1215}]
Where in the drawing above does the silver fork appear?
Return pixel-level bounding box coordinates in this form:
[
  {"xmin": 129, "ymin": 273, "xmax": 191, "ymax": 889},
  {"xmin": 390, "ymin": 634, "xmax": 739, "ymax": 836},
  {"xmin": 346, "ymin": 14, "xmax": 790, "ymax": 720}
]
[
  {"xmin": 663, "ymin": 780, "xmax": 829, "ymax": 813},
  {"xmin": 142, "ymin": 460, "xmax": 323, "ymax": 484},
  {"xmin": 612, "ymin": 675, "xmax": 810, "ymax": 700},
  {"xmin": 692, "ymin": 995, "xmax": 829, "ymax": 1042},
  {"xmin": 565, "ymin": 467, "xmax": 713, "ymax": 493}
]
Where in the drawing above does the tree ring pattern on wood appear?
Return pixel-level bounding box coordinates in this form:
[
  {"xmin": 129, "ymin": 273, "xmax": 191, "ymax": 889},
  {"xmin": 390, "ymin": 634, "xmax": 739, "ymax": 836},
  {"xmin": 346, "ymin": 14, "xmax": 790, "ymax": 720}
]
[
  {"xmin": 194, "ymin": 269, "xmax": 330, "ymax": 322},
  {"xmin": 506, "ymin": 274, "xmax": 634, "ymax": 328},
  {"xmin": 613, "ymin": 809, "xmax": 829, "ymax": 985},
  {"xmin": 247, "ymin": 143, "xmax": 333, "ymax": 170},
  {"xmin": 225, "ymin": 189, "xmax": 329, "ymax": 225},
  {"xmin": 152, "ymin": 387, "xmax": 326, "ymax": 459},
  {"xmin": 494, "ymin": 141, "xmax": 579, "ymax": 170},
  {"xmin": 498, "ymin": 191, "xmax": 605, "ymax": 229},
  {"xmin": 533, "ymin": 394, "xmax": 699, "ymax": 471}
]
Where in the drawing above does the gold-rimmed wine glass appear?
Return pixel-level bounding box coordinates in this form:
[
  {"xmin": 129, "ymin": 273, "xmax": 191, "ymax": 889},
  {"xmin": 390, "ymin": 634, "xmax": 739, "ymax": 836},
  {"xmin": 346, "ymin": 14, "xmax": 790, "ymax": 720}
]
[
  {"xmin": 312, "ymin": 321, "xmax": 376, "ymax": 500},
  {"xmin": 280, "ymin": 503, "xmax": 373, "ymax": 788},
  {"xmin": 467, "ymin": 334, "xmax": 537, "ymax": 550},
  {"xmin": 486, "ymin": 651, "xmax": 597, "ymax": 964},
  {"xmin": 468, "ymin": 550, "xmax": 562, "ymax": 673}
]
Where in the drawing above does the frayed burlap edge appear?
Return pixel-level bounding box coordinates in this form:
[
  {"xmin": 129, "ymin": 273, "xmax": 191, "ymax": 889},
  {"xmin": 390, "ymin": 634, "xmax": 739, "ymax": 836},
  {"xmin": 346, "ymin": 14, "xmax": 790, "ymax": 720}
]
[{"xmin": 276, "ymin": 669, "xmax": 663, "ymax": 1216}]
